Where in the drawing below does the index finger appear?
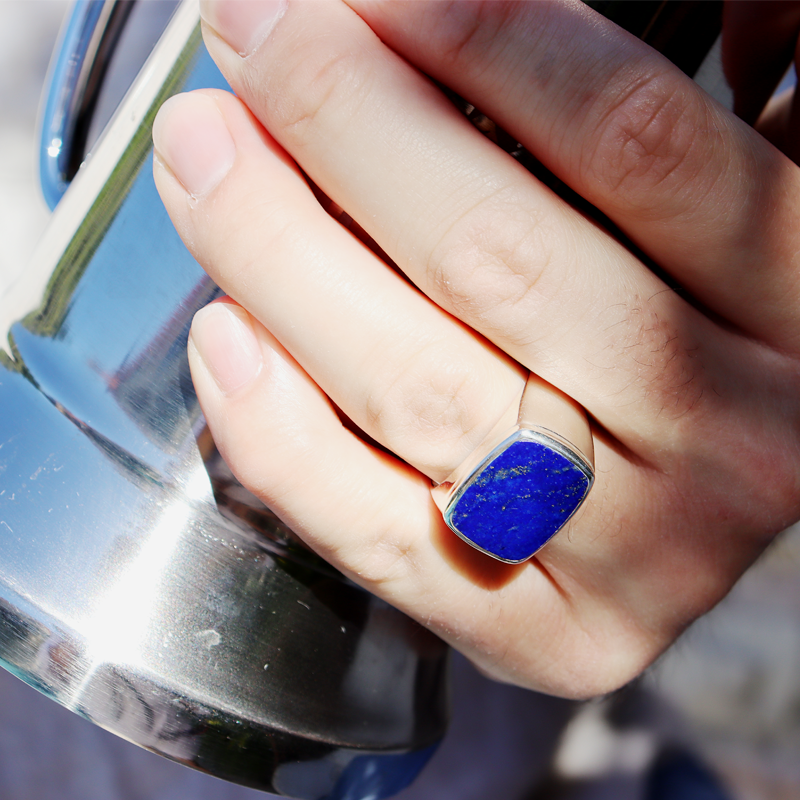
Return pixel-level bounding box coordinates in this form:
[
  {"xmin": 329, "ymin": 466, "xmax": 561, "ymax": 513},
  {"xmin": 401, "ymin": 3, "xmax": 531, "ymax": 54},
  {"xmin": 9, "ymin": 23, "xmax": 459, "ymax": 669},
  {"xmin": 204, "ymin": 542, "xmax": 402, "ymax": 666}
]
[{"xmin": 343, "ymin": 0, "xmax": 800, "ymax": 352}]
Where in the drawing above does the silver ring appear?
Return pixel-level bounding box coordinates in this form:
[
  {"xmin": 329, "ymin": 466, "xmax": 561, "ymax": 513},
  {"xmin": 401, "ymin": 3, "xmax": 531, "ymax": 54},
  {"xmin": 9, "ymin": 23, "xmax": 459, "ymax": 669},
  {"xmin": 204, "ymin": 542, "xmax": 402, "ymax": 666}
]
[{"xmin": 431, "ymin": 374, "xmax": 594, "ymax": 563}]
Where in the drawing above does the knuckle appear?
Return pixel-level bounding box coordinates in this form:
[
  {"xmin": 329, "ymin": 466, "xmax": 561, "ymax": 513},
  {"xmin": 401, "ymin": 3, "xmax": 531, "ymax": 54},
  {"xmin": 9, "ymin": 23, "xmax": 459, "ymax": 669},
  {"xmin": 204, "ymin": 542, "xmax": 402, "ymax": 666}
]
[
  {"xmin": 431, "ymin": 1, "xmax": 516, "ymax": 73},
  {"xmin": 557, "ymin": 653, "xmax": 653, "ymax": 700},
  {"xmin": 484, "ymin": 616, "xmax": 660, "ymax": 700},
  {"xmin": 363, "ymin": 341, "xmax": 488, "ymax": 477},
  {"xmin": 581, "ymin": 70, "xmax": 723, "ymax": 220},
  {"xmin": 261, "ymin": 39, "xmax": 371, "ymax": 145},
  {"xmin": 347, "ymin": 513, "xmax": 427, "ymax": 592},
  {"xmin": 427, "ymin": 187, "xmax": 561, "ymax": 346}
]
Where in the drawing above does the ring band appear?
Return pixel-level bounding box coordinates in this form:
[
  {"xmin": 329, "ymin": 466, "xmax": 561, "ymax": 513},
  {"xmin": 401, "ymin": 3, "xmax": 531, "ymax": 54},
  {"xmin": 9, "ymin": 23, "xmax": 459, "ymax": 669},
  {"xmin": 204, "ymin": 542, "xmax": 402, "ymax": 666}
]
[{"xmin": 431, "ymin": 375, "xmax": 594, "ymax": 563}]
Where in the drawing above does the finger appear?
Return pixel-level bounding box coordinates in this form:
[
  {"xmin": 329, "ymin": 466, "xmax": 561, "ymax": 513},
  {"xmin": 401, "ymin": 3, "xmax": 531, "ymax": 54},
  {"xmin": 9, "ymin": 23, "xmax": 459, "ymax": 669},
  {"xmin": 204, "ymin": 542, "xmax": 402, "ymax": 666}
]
[
  {"xmin": 153, "ymin": 90, "xmax": 526, "ymax": 483},
  {"xmin": 340, "ymin": 0, "xmax": 800, "ymax": 351},
  {"xmin": 755, "ymin": 80, "xmax": 800, "ymax": 168},
  {"xmin": 196, "ymin": 0, "xmax": 745, "ymax": 455},
  {"xmin": 187, "ymin": 297, "xmax": 673, "ymax": 698},
  {"xmin": 187, "ymin": 297, "xmax": 435, "ymax": 576},
  {"xmin": 209, "ymin": 0, "xmax": 800, "ymax": 353},
  {"xmin": 722, "ymin": 0, "xmax": 800, "ymax": 125}
]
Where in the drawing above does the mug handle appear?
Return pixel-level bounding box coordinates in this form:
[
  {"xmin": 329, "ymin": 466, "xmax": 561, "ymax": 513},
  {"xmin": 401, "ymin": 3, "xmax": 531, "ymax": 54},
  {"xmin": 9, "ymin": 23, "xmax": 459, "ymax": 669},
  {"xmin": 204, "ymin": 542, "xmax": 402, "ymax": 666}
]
[{"xmin": 38, "ymin": 0, "xmax": 134, "ymax": 210}]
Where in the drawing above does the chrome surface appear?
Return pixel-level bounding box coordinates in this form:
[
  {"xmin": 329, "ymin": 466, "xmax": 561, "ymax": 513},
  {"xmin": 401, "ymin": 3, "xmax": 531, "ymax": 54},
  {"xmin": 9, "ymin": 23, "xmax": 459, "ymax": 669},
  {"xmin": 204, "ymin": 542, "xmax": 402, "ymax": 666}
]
[
  {"xmin": 39, "ymin": 0, "xmax": 135, "ymax": 210},
  {"xmin": 1, "ymin": 1, "xmax": 448, "ymax": 797}
]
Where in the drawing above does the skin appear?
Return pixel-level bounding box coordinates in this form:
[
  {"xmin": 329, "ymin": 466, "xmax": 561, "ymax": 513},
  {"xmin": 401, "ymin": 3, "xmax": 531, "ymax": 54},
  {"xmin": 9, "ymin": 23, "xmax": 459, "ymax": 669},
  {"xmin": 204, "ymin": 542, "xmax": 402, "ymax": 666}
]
[{"xmin": 152, "ymin": 0, "xmax": 800, "ymax": 699}]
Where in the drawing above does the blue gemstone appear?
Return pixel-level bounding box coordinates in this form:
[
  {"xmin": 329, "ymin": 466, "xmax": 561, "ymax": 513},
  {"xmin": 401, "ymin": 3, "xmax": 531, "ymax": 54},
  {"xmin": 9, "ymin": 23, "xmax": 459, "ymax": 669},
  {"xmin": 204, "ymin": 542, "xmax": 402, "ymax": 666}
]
[{"xmin": 447, "ymin": 434, "xmax": 591, "ymax": 563}]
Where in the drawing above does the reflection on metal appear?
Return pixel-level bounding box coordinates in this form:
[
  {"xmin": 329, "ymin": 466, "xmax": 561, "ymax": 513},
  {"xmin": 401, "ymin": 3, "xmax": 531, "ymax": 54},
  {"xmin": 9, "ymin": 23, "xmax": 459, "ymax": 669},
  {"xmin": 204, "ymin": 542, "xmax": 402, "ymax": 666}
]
[
  {"xmin": 38, "ymin": 0, "xmax": 137, "ymax": 210},
  {"xmin": 1, "ymin": 1, "xmax": 448, "ymax": 797}
]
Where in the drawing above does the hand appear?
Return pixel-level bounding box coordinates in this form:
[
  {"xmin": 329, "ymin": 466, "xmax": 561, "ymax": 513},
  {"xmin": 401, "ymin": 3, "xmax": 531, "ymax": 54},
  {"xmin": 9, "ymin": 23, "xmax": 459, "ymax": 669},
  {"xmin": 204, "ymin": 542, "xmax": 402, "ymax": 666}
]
[
  {"xmin": 152, "ymin": 0, "xmax": 800, "ymax": 698},
  {"xmin": 723, "ymin": 0, "xmax": 800, "ymax": 158}
]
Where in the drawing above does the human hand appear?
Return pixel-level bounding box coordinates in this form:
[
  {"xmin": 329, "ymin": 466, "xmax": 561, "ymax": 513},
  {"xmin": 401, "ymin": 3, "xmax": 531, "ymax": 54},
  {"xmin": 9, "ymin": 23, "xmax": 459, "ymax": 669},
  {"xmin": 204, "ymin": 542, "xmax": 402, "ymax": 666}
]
[
  {"xmin": 152, "ymin": 0, "xmax": 800, "ymax": 698},
  {"xmin": 724, "ymin": 0, "xmax": 800, "ymax": 158}
]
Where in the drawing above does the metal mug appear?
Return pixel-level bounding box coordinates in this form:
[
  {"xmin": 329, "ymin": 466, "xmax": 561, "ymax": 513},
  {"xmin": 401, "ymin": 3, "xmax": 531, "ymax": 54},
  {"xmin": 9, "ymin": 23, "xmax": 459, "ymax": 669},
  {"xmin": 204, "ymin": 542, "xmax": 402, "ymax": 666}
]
[{"xmin": 0, "ymin": 1, "xmax": 449, "ymax": 797}]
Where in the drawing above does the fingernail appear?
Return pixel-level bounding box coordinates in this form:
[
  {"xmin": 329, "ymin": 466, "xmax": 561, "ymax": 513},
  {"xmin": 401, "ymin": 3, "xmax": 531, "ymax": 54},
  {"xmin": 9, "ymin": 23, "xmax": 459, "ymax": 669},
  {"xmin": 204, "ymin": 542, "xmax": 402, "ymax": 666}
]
[
  {"xmin": 200, "ymin": 0, "xmax": 288, "ymax": 58},
  {"xmin": 190, "ymin": 303, "xmax": 263, "ymax": 395},
  {"xmin": 152, "ymin": 93, "xmax": 235, "ymax": 199}
]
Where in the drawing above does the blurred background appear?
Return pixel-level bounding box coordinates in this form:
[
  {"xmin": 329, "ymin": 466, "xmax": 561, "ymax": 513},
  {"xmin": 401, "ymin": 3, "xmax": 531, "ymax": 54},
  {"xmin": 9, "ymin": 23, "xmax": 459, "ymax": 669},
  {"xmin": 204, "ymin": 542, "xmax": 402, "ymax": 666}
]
[{"xmin": 2, "ymin": 2, "xmax": 800, "ymax": 799}]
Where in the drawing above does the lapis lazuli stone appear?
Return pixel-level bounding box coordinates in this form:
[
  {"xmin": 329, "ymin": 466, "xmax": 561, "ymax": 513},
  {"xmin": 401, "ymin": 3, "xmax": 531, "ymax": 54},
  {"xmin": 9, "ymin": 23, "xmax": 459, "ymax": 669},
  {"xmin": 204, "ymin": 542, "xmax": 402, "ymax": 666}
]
[{"xmin": 447, "ymin": 435, "xmax": 591, "ymax": 563}]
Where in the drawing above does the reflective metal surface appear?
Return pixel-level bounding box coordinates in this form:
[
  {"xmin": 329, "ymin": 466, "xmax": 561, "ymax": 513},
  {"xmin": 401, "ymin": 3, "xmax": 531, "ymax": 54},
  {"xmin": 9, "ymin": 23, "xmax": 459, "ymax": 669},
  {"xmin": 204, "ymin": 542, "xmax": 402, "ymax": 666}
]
[
  {"xmin": 0, "ymin": 1, "xmax": 448, "ymax": 796},
  {"xmin": 38, "ymin": 0, "xmax": 135, "ymax": 209}
]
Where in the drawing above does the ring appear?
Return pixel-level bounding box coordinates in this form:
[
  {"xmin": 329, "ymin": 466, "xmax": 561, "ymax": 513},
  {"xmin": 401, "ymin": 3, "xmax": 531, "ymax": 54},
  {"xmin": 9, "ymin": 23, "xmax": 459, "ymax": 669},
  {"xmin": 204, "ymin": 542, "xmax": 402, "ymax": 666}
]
[{"xmin": 431, "ymin": 375, "xmax": 594, "ymax": 563}]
